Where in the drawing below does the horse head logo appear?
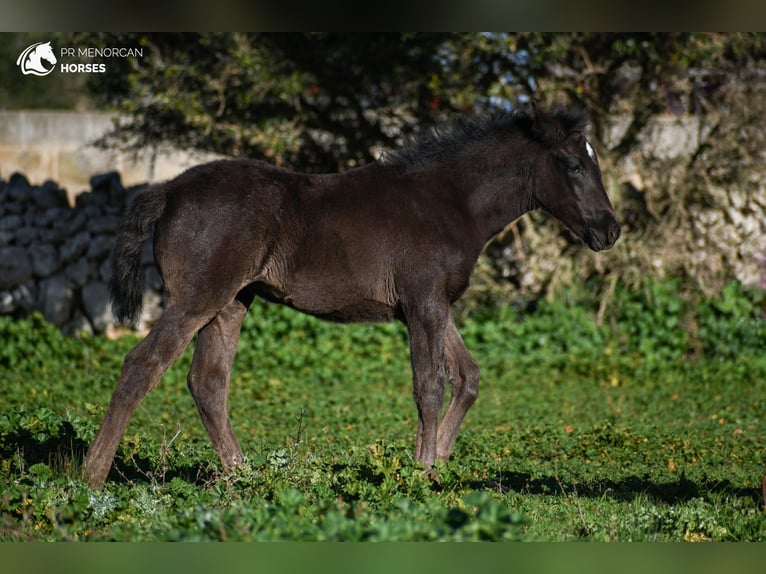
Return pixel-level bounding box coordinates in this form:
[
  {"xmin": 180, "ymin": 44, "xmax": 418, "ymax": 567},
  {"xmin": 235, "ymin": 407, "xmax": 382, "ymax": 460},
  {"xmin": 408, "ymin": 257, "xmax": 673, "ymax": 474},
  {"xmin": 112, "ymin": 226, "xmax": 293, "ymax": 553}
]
[{"xmin": 16, "ymin": 41, "xmax": 57, "ymax": 76}]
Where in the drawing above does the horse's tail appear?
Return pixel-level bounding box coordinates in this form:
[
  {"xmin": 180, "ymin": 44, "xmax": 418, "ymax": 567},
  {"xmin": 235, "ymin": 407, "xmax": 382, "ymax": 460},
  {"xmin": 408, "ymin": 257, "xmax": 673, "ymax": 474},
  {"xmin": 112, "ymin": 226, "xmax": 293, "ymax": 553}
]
[{"xmin": 110, "ymin": 185, "xmax": 167, "ymax": 325}]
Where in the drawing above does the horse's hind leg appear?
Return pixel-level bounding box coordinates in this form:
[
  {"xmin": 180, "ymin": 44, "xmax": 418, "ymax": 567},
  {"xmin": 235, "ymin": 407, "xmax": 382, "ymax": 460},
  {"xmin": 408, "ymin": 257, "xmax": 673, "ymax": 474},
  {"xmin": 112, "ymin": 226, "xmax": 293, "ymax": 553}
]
[
  {"xmin": 186, "ymin": 290, "xmax": 253, "ymax": 473},
  {"xmin": 85, "ymin": 305, "xmax": 212, "ymax": 489},
  {"xmin": 436, "ymin": 314, "xmax": 480, "ymax": 461}
]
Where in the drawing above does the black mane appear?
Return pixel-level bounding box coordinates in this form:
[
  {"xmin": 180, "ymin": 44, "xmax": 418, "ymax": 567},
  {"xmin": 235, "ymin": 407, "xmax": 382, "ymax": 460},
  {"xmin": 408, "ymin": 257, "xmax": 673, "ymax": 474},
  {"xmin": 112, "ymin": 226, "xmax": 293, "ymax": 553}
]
[{"xmin": 381, "ymin": 106, "xmax": 589, "ymax": 169}]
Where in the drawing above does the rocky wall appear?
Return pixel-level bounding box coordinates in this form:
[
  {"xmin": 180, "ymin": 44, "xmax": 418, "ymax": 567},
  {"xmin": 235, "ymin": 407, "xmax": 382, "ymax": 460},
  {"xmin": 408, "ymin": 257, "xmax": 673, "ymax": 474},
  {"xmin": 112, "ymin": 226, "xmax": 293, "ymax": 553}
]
[{"xmin": 0, "ymin": 171, "xmax": 162, "ymax": 335}]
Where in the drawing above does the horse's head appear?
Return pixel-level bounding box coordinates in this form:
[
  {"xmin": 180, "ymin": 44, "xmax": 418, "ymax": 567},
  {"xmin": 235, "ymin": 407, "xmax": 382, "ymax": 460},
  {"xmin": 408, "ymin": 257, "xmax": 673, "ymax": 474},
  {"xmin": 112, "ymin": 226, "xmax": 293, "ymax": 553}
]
[{"xmin": 528, "ymin": 107, "xmax": 620, "ymax": 252}]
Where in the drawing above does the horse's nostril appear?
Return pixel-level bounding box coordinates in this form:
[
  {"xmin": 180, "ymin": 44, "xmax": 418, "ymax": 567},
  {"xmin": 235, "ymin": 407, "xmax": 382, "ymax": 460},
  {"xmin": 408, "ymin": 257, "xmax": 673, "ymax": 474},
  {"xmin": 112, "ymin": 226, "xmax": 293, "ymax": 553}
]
[{"xmin": 608, "ymin": 222, "xmax": 621, "ymax": 244}]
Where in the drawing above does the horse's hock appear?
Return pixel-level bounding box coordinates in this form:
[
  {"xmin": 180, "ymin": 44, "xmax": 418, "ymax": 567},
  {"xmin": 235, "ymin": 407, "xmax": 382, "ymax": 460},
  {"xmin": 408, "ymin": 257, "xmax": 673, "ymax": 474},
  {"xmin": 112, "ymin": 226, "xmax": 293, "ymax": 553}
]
[{"xmin": 0, "ymin": 171, "xmax": 162, "ymax": 334}]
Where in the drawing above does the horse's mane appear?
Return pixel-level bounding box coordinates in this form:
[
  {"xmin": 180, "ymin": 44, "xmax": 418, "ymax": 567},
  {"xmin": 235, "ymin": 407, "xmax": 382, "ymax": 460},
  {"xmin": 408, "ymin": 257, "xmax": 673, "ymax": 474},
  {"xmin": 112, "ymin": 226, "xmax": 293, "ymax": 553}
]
[{"xmin": 381, "ymin": 106, "xmax": 589, "ymax": 169}]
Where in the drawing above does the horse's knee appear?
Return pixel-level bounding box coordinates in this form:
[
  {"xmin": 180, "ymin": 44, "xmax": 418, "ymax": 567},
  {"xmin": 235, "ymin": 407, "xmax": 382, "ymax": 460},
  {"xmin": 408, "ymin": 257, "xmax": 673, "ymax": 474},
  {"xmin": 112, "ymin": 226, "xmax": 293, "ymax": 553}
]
[{"xmin": 186, "ymin": 368, "xmax": 201, "ymax": 394}]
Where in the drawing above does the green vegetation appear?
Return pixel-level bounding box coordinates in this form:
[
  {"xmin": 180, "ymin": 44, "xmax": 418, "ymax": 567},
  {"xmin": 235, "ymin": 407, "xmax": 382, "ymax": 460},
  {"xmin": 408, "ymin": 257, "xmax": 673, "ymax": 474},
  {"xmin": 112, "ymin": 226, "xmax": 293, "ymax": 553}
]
[{"xmin": 1, "ymin": 279, "xmax": 765, "ymax": 541}]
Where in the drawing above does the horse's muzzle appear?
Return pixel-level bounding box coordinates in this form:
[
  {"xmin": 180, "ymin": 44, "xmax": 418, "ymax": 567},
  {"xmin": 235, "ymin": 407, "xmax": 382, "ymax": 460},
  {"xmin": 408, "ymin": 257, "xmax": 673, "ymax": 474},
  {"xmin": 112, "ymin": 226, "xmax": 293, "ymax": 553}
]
[{"xmin": 585, "ymin": 216, "xmax": 621, "ymax": 251}]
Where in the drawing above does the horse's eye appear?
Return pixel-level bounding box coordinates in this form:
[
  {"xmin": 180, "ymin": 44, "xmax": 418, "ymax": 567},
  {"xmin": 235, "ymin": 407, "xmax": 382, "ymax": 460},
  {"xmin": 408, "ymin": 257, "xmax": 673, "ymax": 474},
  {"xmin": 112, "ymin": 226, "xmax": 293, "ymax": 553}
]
[{"xmin": 567, "ymin": 162, "xmax": 581, "ymax": 175}]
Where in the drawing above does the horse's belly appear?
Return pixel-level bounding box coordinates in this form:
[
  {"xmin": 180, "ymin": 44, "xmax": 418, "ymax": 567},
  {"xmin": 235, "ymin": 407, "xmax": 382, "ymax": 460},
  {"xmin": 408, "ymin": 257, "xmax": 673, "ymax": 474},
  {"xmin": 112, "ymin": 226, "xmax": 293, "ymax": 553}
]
[
  {"xmin": 280, "ymin": 276, "xmax": 397, "ymax": 323},
  {"xmin": 305, "ymin": 299, "xmax": 397, "ymax": 323}
]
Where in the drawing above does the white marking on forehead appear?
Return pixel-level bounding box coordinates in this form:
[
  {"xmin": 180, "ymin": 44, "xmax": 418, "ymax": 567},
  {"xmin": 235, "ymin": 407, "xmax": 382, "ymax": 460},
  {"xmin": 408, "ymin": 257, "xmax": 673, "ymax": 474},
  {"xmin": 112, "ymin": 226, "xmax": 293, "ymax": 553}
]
[{"xmin": 584, "ymin": 139, "xmax": 597, "ymax": 162}]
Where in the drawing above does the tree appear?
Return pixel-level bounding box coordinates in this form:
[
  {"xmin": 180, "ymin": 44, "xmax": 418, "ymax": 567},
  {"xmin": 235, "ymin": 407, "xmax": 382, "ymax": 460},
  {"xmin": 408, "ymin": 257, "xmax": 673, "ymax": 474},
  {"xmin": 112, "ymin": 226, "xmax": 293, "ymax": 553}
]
[{"xmin": 80, "ymin": 33, "xmax": 458, "ymax": 171}]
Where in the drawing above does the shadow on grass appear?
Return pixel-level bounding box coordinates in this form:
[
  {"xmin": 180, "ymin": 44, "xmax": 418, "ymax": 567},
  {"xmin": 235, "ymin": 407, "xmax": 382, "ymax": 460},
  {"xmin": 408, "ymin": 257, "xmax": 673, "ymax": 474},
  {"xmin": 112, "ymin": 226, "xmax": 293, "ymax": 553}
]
[
  {"xmin": 473, "ymin": 470, "xmax": 763, "ymax": 505},
  {"xmin": 101, "ymin": 460, "xmax": 764, "ymax": 506},
  {"xmin": 104, "ymin": 453, "xmax": 222, "ymax": 487},
  {"xmin": 5, "ymin": 427, "xmax": 760, "ymax": 507},
  {"xmin": 1, "ymin": 422, "xmax": 88, "ymax": 477},
  {"xmin": 2, "ymin": 424, "xmax": 219, "ymax": 487}
]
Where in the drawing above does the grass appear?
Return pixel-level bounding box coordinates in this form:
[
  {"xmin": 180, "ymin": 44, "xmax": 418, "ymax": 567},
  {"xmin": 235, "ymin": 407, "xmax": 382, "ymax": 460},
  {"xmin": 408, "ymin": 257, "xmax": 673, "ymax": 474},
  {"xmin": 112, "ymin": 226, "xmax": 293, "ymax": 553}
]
[{"xmin": 0, "ymin": 279, "xmax": 765, "ymax": 541}]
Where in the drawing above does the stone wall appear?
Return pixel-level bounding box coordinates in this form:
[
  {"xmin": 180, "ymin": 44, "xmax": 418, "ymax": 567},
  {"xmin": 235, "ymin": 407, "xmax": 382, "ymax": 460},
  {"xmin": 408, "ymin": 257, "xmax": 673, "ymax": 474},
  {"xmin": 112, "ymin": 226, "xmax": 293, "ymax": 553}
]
[{"xmin": 0, "ymin": 171, "xmax": 162, "ymax": 335}]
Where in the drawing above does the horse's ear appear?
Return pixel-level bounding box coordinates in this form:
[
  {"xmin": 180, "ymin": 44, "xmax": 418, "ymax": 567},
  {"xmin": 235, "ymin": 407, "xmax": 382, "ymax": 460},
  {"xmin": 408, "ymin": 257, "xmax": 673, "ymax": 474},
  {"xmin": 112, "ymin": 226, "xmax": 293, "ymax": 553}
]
[
  {"xmin": 553, "ymin": 107, "xmax": 589, "ymax": 134},
  {"xmin": 525, "ymin": 100, "xmax": 541, "ymax": 129},
  {"xmin": 529, "ymin": 100, "xmax": 540, "ymax": 120},
  {"xmin": 526, "ymin": 100, "xmax": 551, "ymax": 143}
]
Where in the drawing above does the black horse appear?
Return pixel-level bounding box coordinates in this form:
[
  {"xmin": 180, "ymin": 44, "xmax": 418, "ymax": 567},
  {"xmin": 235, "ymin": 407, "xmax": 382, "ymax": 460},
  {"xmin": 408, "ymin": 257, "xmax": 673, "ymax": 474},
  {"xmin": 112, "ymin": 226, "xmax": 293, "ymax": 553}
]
[{"xmin": 85, "ymin": 105, "xmax": 620, "ymax": 488}]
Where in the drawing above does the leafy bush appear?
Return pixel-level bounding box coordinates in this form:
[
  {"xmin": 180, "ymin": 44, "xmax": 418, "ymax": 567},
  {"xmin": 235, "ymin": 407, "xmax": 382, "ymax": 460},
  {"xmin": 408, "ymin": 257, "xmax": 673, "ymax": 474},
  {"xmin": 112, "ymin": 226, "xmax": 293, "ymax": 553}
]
[
  {"xmin": 698, "ymin": 280, "xmax": 766, "ymax": 359},
  {"xmin": 0, "ymin": 313, "xmax": 78, "ymax": 373}
]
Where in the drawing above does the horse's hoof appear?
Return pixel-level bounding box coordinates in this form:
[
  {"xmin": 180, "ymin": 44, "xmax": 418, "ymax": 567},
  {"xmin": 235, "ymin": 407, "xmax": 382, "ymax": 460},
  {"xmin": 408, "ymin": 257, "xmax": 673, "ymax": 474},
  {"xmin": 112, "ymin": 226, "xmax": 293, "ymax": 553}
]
[{"xmin": 423, "ymin": 466, "xmax": 441, "ymax": 484}]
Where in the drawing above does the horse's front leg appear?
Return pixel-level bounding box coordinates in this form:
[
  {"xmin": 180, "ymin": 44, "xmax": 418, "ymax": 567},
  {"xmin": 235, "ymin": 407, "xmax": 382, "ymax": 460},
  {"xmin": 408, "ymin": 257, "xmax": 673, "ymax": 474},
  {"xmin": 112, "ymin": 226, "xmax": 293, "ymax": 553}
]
[
  {"xmin": 405, "ymin": 298, "xmax": 449, "ymax": 471},
  {"xmin": 436, "ymin": 313, "xmax": 480, "ymax": 460}
]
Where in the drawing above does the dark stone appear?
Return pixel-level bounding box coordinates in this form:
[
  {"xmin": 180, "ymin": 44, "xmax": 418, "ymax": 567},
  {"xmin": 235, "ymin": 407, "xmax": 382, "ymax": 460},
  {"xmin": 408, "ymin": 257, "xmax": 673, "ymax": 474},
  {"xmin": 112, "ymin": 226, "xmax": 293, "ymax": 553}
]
[
  {"xmin": 0, "ymin": 290, "xmax": 13, "ymax": 314},
  {"xmin": 82, "ymin": 281, "xmax": 112, "ymax": 332},
  {"xmin": 56, "ymin": 210, "xmax": 86, "ymax": 236},
  {"xmin": 86, "ymin": 234, "xmax": 113, "ymax": 260},
  {"xmin": 90, "ymin": 215, "xmax": 121, "ymax": 234},
  {"xmin": 15, "ymin": 226, "xmax": 39, "ymax": 246},
  {"xmin": 33, "ymin": 181, "xmax": 69, "ymax": 209},
  {"xmin": 37, "ymin": 228, "xmax": 63, "ymax": 244},
  {"xmin": 65, "ymin": 257, "xmax": 94, "ymax": 287},
  {"xmin": 40, "ymin": 206, "xmax": 68, "ymax": 228},
  {"xmin": 30, "ymin": 243, "xmax": 60, "ymax": 278},
  {"xmin": 10, "ymin": 281, "xmax": 37, "ymax": 313},
  {"xmin": 0, "ymin": 246, "xmax": 33, "ymax": 289},
  {"xmin": 98, "ymin": 258, "xmax": 112, "ymax": 282},
  {"xmin": 90, "ymin": 171, "xmax": 123, "ymax": 194},
  {"xmin": 0, "ymin": 214, "xmax": 23, "ymax": 232},
  {"xmin": 75, "ymin": 189, "xmax": 109, "ymax": 208},
  {"xmin": 36, "ymin": 274, "xmax": 73, "ymax": 325},
  {"xmin": 90, "ymin": 171, "xmax": 128, "ymax": 208},
  {"xmin": 6, "ymin": 173, "xmax": 31, "ymax": 203},
  {"xmin": 60, "ymin": 231, "xmax": 91, "ymax": 263},
  {"xmin": 77, "ymin": 172, "xmax": 124, "ymax": 209}
]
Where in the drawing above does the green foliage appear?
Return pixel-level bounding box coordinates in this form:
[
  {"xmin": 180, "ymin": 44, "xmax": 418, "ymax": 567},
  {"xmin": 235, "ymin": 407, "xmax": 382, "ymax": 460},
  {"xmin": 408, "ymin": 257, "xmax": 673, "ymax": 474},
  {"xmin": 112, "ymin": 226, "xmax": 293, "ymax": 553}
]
[
  {"xmin": 698, "ymin": 281, "xmax": 766, "ymax": 359},
  {"xmin": 1, "ymin": 280, "xmax": 764, "ymax": 541},
  {"xmin": 609, "ymin": 280, "xmax": 690, "ymax": 370},
  {"xmin": 0, "ymin": 313, "xmax": 77, "ymax": 372}
]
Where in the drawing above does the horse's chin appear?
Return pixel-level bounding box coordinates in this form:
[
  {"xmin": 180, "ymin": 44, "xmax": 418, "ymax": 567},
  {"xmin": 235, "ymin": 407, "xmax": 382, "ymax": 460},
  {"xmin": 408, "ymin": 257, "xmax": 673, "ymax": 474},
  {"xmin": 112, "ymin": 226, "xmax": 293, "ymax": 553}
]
[{"xmin": 586, "ymin": 238, "xmax": 607, "ymax": 252}]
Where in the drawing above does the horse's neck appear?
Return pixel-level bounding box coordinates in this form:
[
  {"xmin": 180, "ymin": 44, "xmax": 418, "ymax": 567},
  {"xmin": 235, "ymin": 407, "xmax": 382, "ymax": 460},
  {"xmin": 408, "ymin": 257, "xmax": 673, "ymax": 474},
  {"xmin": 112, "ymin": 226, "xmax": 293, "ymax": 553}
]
[{"xmin": 459, "ymin": 165, "xmax": 537, "ymax": 243}]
